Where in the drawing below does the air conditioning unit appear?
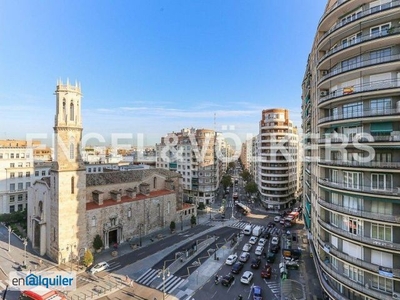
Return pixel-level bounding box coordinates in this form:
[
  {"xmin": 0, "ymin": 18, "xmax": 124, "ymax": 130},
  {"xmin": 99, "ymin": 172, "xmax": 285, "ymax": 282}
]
[
  {"xmin": 320, "ymin": 91, "xmax": 328, "ymax": 97},
  {"xmin": 321, "ymin": 70, "xmax": 329, "ymax": 76},
  {"xmin": 393, "ymin": 292, "xmax": 400, "ymax": 299}
]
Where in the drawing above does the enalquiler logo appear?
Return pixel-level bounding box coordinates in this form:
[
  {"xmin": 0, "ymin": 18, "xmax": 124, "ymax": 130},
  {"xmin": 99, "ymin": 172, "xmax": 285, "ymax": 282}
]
[{"xmin": 9, "ymin": 271, "xmax": 76, "ymax": 291}]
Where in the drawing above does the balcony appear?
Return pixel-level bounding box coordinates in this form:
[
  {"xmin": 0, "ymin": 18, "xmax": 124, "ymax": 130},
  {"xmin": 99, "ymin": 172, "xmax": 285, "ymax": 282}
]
[
  {"xmin": 317, "ymin": 197, "xmax": 400, "ymax": 224},
  {"xmin": 318, "ymin": 218, "xmax": 400, "ymax": 252},
  {"xmin": 316, "ymin": 237, "xmax": 400, "ymax": 278},
  {"xmin": 318, "ymin": 178, "xmax": 400, "ymax": 197},
  {"xmin": 318, "ymin": 134, "xmax": 400, "ymax": 144},
  {"xmin": 319, "ymin": 53, "xmax": 400, "ymax": 84},
  {"xmin": 319, "ymin": 78, "xmax": 400, "ymax": 105},
  {"xmin": 318, "ymin": 1, "xmax": 400, "ymax": 45},
  {"xmin": 318, "ymin": 108, "xmax": 400, "ymax": 125},
  {"xmin": 318, "ymin": 159, "xmax": 400, "ymax": 170},
  {"xmin": 319, "ymin": 28, "xmax": 400, "ymax": 64}
]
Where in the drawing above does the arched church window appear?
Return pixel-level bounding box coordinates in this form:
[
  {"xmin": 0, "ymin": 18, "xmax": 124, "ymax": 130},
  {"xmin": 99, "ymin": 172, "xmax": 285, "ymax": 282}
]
[
  {"xmin": 38, "ymin": 201, "xmax": 43, "ymax": 216},
  {"xmin": 127, "ymin": 208, "xmax": 132, "ymax": 219},
  {"xmin": 62, "ymin": 99, "xmax": 66, "ymax": 113},
  {"xmin": 167, "ymin": 201, "xmax": 170, "ymax": 214},
  {"xmin": 69, "ymin": 142, "xmax": 74, "ymax": 160},
  {"xmin": 92, "ymin": 216, "xmax": 96, "ymax": 227},
  {"xmin": 70, "ymin": 102, "xmax": 74, "ymax": 121},
  {"xmin": 153, "ymin": 177, "xmax": 157, "ymax": 189},
  {"xmin": 71, "ymin": 176, "xmax": 75, "ymax": 194}
]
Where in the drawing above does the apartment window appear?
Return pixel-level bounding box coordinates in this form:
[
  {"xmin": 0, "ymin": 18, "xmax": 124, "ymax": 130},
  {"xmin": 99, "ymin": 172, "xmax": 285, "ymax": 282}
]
[
  {"xmin": 370, "ymin": 48, "xmax": 391, "ymax": 63},
  {"xmin": 10, "ymin": 184, "xmax": 15, "ymax": 191},
  {"xmin": 16, "ymin": 153, "xmax": 20, "ymax": 158},
  {"xmin": 18, "ymin": 163, "xmax": 22, "ymax": 167},
  {"xmin": 0, "ymin": 153, "xmax": 2, "ymax": 159},
  {"xmin": 91, "ymin": 216, "xmax": 96, "ymax": 227},
  {"xmin": 88, "ymin": 168, "xmax": 91, "ymax": 173},
  {"xmin": 10, "ymin": 206, "xmax": 15, "ymax": 213},
  {"xmin": 330, "ymin": 212, "xmax": 339, "ymax": 227},
  {"xmin": 370, "ymin": 0, "xmax": 392, "ymax": 13},
  {"xmin": 371, "ymin": 223, "xmax": 392, "ymax": 242},
  {"xmin": 344, "ymin": 264, "xmax": 364, "ymax": 283},
  {"xmin": 331, "ymin": 170, "xmax": 338, "ymax": 184},
  {"xmin": 341, "ymin": 8, "xmax": 361, "ymax": 24},
  {"xmin": 10, "ymin": 153, "xmax": 14, "ymax": 159},
  {"xmin": 343, "ymin": 125, "xmax": 363, "ymax": 141},
  {"xmin": 371, "ymin": 201, "xmax": 392, "ymax": 215},
  {"xmin": 26, "ymin": 182, "xmax": 30, "ymax": 189},
  {"xmin": 343, "ymin": 102, "xmax": 363, "ymax": 119},
  {"xmin": 331, "ymin": 256, "xmax": 338, "ymax": 270},
  {"xmin": 347, "ymin": 217, "xmax": 362, "ymax": 235},
  {"xmin": 343, "ymin": 171, "xmax": 362, "ymax": 189},
  {"xmin": 9, "ymin": 196, "xmax": 15, "ymax": 203},
  {"xmin": 18, "ymin": 195, "xmax": 23, "ymax": 201},
  {"xmin": 370, "ymin": 23, "xmax": 390, "ymax": 38},
  {"xmin": 10, "ymin": 172, "xmax": 15, "ymax": 178},
  {"xmin": 35, "ymin": 171, "xmax": 39, "ymax": 176},
  {"xmin": 26, "ymin": 162, "xmax": 30, "ymax": 167},
  {"xmin": 341, "ymin": 56, "xmax": 361, "ymax": 72},
  {"xmin": 41, "ymin": 171, "xmax": 46, "ymax": 176},
  {"xmin": 374, "ymin": 153, "xmax": 392, "ymax": 163},
  {"xmin": 21, "ymin": 153, "xmax": 25, "ymax": 158},
  {"xmin": 10, "ymin": 163, "xmax": 15, "ymax": 168},
  {"xmin": 26, "ymin": 171, "xmax": 30, "ymax": 177},
  {"xmin": 371, "ymin": 173, "xmax": 392, "ymax": 190},
  {"xmin": 343, "ymin": 195, "xmax": 362, "ymax": 210},
  {"xmin": 371, "ymin": 275, "xmax": 393, "ymax": 293},
  {"xmin": 18, "ymin": 183, "xmax": 23, "ymax": 190},
  {"xmin": 342, "ymin": 32, "xmax": 361, "ymax": 47},
  {"xmin": 18, "ymin": 172, "xmax": 23, "ymax": 178},
  {"xmin": 371, "ymin": 99, "xmax": 391, "ymax": 114}
]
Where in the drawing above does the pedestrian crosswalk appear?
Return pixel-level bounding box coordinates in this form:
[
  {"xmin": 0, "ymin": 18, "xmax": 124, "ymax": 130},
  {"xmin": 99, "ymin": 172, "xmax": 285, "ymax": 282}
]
[
  {"xmin": 264, "ymin": 279, "xmax": 281, "ymax": 298},
  {"xmin": 136, "ymin": 268, "xmax": 185, "ymax": 294},
  {"xmin": 229, "ymin": 222, "xmax": 282, "ymax": 236}
]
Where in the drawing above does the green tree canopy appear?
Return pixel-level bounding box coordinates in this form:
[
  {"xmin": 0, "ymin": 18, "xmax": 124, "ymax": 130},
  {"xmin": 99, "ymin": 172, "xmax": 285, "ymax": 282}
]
[
  {"xmin": 82, "ymin": 249, "xmax": 94, "ymax": 267},
  {"xmin": 221, "ymin": 175, "xmax": 232, "ymax": 189},
  {"xmin": 245, "ymin": 181, "xmax": 258, "ymax": 194},
  {"xmin": 228, "ymin": 162, "xmax": 236, "ymax": 169},
  {"xmin": 93, "ymin": 234, "xmax": 103, "ymax": 250},
  {"xmin": 241, "ymin": 170, "xmax": 251, "ymax": 182}
]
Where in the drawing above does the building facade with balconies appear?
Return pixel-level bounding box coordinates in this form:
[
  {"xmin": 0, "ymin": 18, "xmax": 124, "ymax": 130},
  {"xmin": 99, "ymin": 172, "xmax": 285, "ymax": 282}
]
[
  {"xmin": 303, "ymin": 0, "xmax": 400, "ymax": 299},
  {"xmin": 257, "ymin": 109, "xmax": 298, "ymax": 210}
]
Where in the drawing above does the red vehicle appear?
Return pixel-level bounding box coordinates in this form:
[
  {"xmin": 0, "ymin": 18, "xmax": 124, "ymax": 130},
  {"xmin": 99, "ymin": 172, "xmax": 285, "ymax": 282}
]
[
  {"xmin": 19, "ymin": 286, "xmax": 67, "ymax": 300},
  {"xmin": 261, "ymin": 264, "xmax": 272, "ymax": 279}
]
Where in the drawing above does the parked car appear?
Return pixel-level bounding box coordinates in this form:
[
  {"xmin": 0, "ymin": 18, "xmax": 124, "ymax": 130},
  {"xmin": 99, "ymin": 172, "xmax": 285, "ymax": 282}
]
[
  {"xmin": 274, "ymin": 216, "xmax": 281, "ymax": 222},
  {"xmin": 221, "ymin": 273, "xmax": 235, "ymax": 287},
  {"xmin": 267, "ymin": 252, "xmax": 276, "ymax": 263},
  {"xmin": 262, "ymin": 232, "xmax": 270, "ymax": 240},
  {"xmin": 286, "ymin": 260, "xmax": 300, "ymax": 270},
  {"xmin": 267, "ymin": 222, "xmax": 275, "ymax": 228},
  {"xmin": 261, "ymin": 264, "xmax": 272, "ymax": 279},
  {"xmin": 239, "ymin": 252, "xmax": 251, "ymax": 263},
  {"xmin": 251, "ymin": 257, "xmax": 262, "ymax": 269},
  {"xmin": 252, "ymin": 285, "xmax": 263, "ymax": 300},
  {"xmin": 231, "ymin": 262, "xmax": 244, "ymax": 274},
  {"xmin": 225, "ymin": 254, "xmax": 238, "ymax": 266},
  {"xmin": 240, "ymin": 271, "xmax": 254, "ymax": 284},
  {"xmin": 270, "ymin": 244, "xmax": 280, "ymax": 253},
  {"xmin": 249, "ymin": 236, "xmax": 258, "ymax": 245},
  {"xmin": 257, "ymin": 238, "xmax": 266, "ymax": 247},
  {"xmin": 255, "ymin": 245, "xmax": 264, "ymax": 256},
  {"xmin": 242, "ymin": 243, "xmax": 252, "ymax": 252},
  {"xmin": 89, "ymin": 261, "xmax": 109, "ymax": 274},
  {"xmin": 271, "ymin": 236, "xmax": 279, "ymax": 245}
]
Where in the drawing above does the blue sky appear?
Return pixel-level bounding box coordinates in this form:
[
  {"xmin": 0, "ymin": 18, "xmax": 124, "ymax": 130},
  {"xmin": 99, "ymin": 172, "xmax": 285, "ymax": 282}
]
[{"xmin": 0, "ymin": 0, "xmax": 326, "ymax": 147}]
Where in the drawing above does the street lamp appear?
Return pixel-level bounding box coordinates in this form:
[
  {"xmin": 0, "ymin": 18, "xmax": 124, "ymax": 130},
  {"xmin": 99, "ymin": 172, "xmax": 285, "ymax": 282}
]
[
  {"xmin": 66, "ymin": 243, "xmax": 76, "ymax": 271},
  {"xmin": 139, "ymin": 224, "xmax": 143, "ymax": 247},
  {"xmin": 23, "ymin": 238, "xmax": 27, "ymax": 267},
  {"xmin": 157, "ymin": 266, "xmax": 170, "ymax": 300},
  {"xmin": 8, "ymin": 226, "xmax": 12, "ymax": 252}
]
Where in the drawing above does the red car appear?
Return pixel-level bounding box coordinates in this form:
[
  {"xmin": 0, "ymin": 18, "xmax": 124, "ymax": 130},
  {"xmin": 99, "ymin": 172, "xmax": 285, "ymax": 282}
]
[{"xmin": 261, "ymin": 264, "xmax": 272, "ymax": 279}]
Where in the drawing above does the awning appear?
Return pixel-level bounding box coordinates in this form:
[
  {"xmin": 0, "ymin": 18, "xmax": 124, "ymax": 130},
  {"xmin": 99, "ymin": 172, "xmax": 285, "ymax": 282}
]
[{"xmin": 370, "ymin": 122, "xmax": 393, "ymax": 133}]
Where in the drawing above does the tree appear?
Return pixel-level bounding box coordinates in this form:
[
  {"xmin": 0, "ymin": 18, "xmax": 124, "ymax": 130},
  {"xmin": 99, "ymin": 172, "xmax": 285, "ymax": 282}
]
[
  {"xmin": 197, "ymin": 202, "xmax": 205, "ymax": 210},
  {"xmin": 245, "ymin": 181, "xmax": 258, "ymax": 195},
  {"xmin": 228, "ymin": 162, "xmax": 235, "ymax": 169},
  {"xmin": 93, "ymin": 234, "xmax": 103, "ymax": 250},
  {"xmin": 190, "ymin": 214, "xmax": 196, "ymax": 226},
  {"xmin": 170, "ymin": 221, "xmax": 176, "ymax": 232},
  {"xmin": 241, "ymin": 170, "xmax": 251, "ymax": 182},
  {"xmin": 221, "ymin": 175, "xmax": 232, "ymax": 189},
  {"xmin": 82, "ymin": 249, "xmax": 93, "ymax": 267}
]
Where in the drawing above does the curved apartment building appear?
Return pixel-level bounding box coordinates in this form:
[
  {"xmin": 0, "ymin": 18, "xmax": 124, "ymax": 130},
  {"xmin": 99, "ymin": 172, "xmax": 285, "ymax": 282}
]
[
  {"xmin": 258, "ymin": 109, "xmax": 298, "ymax": 210},
  {"xmin": 302, "ymin": 1, "xmax": 400, "ymax": 299}
]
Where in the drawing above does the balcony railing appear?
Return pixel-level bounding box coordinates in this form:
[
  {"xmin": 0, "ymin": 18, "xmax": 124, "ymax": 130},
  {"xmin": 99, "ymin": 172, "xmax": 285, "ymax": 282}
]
[
  {"xmin": 319, "ymin": 53, "xmax": 400, "ymax": 83},
  {"xmin": 318, "ymin": 1, "xmax": 400, "ymax": 45},
  {"xmin": 319, "ymin": 255, "xmax": 394, "ymax": 300},
  {"xmin": 318, "ymin": 159, "xmax": 400, "ymax": 170},
  {"xmin": 318, "ymin": 134, "xmax": 400, "ymax": 144},
  {"xmin": 319, "ymin": 78, "xmax": 400, "ymax": 104},
  {"xmin": 317, "ymin": 197, "xmax": 400, "ymax": 223},
  {"xmin": 318, "ymin": 218, "xmax": 400, "ymax": 251},
  {"xmin": 318, "ymin": 0, "xmax": 347, "ymax": 27},
  {"xmin": 318, "ymin": 107, "xmax": 400, "ymax": 124},
  {"xmin": 319, "ymin": 28, "xmax": 400, "ymax": 64},
  {"xmin": 316, "ymin": 237, "xmax": 400, "ymax": 278},
  {"xmin": 318, "ymin": 178, "xmax": 400, "ymax": 197}
]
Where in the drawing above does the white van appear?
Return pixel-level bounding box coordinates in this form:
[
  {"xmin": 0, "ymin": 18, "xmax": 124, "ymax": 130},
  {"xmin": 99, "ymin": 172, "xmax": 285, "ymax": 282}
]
[
  {"xmin": 243, "ymin": 224, "xmax": 252, "ymax": 235},
  {"xmin": 252, "ymin": 226, "xmax": 262, "ymax": 237}
]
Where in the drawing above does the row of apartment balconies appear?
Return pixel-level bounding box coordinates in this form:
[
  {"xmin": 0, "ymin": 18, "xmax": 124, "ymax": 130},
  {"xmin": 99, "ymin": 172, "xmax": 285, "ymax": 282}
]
[
  {"xmin": 317, "ymin": 197, "xmax": 400, "ymax": 224},
  {"xmin": 318, "ymin": 159, "xmax": 400, "ymax": 170},
  {"xmin": 318, "ymin": 178, "xmax": 400, "ymax": 197},
  {"xmin": 318, "ymin": 0, "xmax": 400, "ymax": 46},
  {"xmin": 318, "ymin": 133, "xmax": 400, "ymax": 144}
]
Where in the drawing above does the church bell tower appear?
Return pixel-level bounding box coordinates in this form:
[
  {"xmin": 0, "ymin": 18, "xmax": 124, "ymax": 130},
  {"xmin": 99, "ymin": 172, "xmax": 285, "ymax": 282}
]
[{"xmin": 49, "ymin": 79, "xmax": 87, "ymax": 264}]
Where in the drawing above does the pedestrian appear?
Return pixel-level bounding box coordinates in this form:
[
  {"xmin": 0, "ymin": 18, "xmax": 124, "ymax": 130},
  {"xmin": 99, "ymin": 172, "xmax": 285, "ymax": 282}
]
[
  {"xmin": 125, "ymin": 275, "xmax": 129, "ymax": 282},
  {"xmin": 130, "ymin": 279, "xmax": 133, "ymax": 287}
]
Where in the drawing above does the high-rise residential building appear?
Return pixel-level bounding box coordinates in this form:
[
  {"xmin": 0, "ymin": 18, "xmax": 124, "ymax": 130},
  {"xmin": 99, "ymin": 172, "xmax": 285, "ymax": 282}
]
[
  {"xmin": 156, "ymin": 128, "xmax": 221, "ymax": 205},
  {"xmin": 302, "ymin": 1, "xmax": 400, "ymax": 299},
  {"xmin": 257, "ymin": 109, "xmax": 298, "ymax": 210},
  {"xmin": 0, "ymin": 140, "xmax": 52, "ymax": 214}
]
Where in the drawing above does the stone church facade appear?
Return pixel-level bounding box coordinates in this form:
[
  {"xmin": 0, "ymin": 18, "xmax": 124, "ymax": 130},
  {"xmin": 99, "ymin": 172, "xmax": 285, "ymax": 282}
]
[{"xmin": 27, "ymin": 80, "xmax": 184, "ymax": 264}]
